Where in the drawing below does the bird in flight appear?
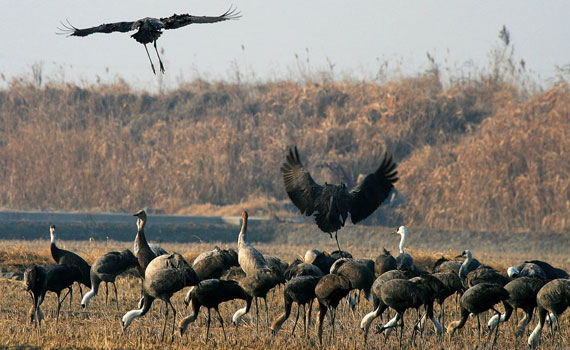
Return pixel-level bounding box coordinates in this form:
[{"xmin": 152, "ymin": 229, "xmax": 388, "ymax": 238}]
[
  {"xmin": 281, "ymin": 146, "xmax": 398, "ymax": 250},
  {"xmin": 57, "ymin": 6, "xmax": 241, "ymax": 74}
]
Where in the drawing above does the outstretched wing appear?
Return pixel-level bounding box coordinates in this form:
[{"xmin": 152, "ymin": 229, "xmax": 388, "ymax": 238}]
[
  {"xmin": 161, "ymin": 6, "xmax": 241, "ymax": 30},
  {"xmin": 348, "ymin": 152, "xmax": 398, "ymax": 223},
  {"xmin": 281, "ymin": 146, "xmax": 323, "ymax": 216},
  {"xmin": 57, "ymin": 20, "xmax": 135, "ymax": 37}
]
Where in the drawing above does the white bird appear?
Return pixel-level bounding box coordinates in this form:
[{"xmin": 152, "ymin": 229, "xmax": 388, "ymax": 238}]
[{"xmin": 392, "ymin": 226, "xmax": 414, "ymax": 271}]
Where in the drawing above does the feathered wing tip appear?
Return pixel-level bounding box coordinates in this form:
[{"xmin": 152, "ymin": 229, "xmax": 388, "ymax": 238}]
[
  {"xmin": 280, "ymin": 146, "xmax": 301, "ymax": 172},
  {"xmin": 377, "ymin": 152, "xmax": 398, "ymax": 183},
  {"xmin": 220, "ymin": 5, "xmax": 242, "ymax": 20},
  {"xmin": 347, "ymin": 151, "xmax": 399, "ymax": 224},
  {"xmin": 56, "ymin": 19, "xmax": 78, "ymax": 36}
]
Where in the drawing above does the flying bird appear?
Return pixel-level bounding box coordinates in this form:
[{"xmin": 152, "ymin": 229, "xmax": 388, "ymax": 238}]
[
  {"xmin": 281, "ymin": 146, "xmax": 398, "ymax": 250},
  {"xmin": 57, "ymin": 7, "xmax": 241, "ymax": 74}
]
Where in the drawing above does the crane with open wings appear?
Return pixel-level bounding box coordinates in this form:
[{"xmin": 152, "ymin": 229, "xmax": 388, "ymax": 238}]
[{"xmin": 58, "ymin": 6, "xmax": 241, "ymax": 74}]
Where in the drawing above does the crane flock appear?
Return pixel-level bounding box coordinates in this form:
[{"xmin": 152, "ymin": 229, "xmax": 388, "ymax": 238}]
[
  {"xmin": 1, "ymin": 6, "xmax": 563, "ymax": 349},
  {"xmin": 19, "ymin": 212, "xmax": 569, "ymax": 349},
  {"xmin": 14, "ymin": 145, "xmax": 570, "ymax": 349}
]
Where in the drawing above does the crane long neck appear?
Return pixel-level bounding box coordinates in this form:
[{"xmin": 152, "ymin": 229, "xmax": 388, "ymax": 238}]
[
  {"xmin": 122, "ymin": 294, "xmax": 154, "ymax": 329},
  {"xmin": 238, "ymin": 217, "xmax": 248, "ymax": 246},
  {"xmin": 136, "ymin": 220, "xmax": 151, "ymax": 252},
  {"xmin": 398, "ymin": 233, "xmax": 406, "ymax": 254},
  {"xmin": 81, "ymin": 287, "xmax": 97, "ymax": 308},
  {"xmin": 179, "ymin": 301, "xmax": 199, "ymax": 334},
  {"xmin": 462, "ymin": 252, "xmax": 472, "ymax": 266},
  {"xmin": 459, "ymin": 252, "xmax": 472, "ymax": 278}
]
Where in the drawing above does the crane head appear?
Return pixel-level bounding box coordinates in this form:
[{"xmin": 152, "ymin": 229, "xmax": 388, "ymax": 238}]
[{"xmin": 132, "ymin": 209, "xmax": 147, "ymax": 219}]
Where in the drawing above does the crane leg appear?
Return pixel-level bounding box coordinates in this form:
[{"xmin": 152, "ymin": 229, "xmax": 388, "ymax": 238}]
[
  {"xmin": 153, "ymin": 40, "xmax": 165, "ymax": 73},
  {"xmin": 264, "ymin": 297, "xmax": 269, "ymax": 327},
  {"xmin": 105, "ymin": 282, "xmax": 109, "ymax": 306},
  {"xmin": 477, "ymin": 314, "xmax": 481, "ymax": 339},
  {"xmin": 302, "ymin": 304, "xmax": 307, "ymax": 337},
  {"xmin": 489, "ymin": 308, "xmax": 501, "ymax": 346},
  {"xmin": 334, "ymin": 231, "xmax": 341, "ymax": 251},
  {"xmin": 160, "ymin": 300, "xmax": 169, "ymax": 341},
  {"xmin": 305, "ymin": 300, "xmax": 313, "ymax": 332},
  {"xmin": 206, "ymin": 308, "xmax": 211, "ymax": 342},
  {"xmin": 215, "ymin": 307, "xmax": 227, "ymax": 343},
  {"xmin": 113, "ymin": 282, "xmax": 119, "ymax": 311},
  {"xmin": 555, "ymin": 316, "xmax": 563, "ymax": 347},
  {"xmin": 144, "ymin": 44, "xmax": 156, "ymax": 75},
  {"xmin": 291, "ymin": 304, "xmax": 300, "ymax": 336},
  {"xmin": 56, "ymin": 294, "xmax": 62, "ymax": 324},
  {"xmin": 169, "ymin": 300, "xmax": 177, "ymax": 342},
  {"xmin": 255, "ymin": 298, "xmax": 260, "ymax": 332},
  {"xmin": 399, "ymin": 314, "xmax": 405, "ymax": 348}
]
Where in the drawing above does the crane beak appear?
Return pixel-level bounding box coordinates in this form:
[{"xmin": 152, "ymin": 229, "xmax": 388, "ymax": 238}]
[{"xmin": 454, "ymin": 254, "xmax": 463, "ymax": 258}]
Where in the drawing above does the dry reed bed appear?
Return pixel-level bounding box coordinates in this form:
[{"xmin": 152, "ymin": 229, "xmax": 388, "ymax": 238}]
[
  {"xmin": 1, "ymin": 240, "xmax": 569, "ymax": 349},
  {"xmin": 0, "ymin": 77, "xmax": 568, "ymax": 233}
]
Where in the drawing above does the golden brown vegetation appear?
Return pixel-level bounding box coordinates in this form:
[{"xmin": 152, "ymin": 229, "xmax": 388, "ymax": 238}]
[
  {"xmin": 1, "ymin": 64, "xmax": 569, "ymax": 233},
  {"xmin": 1, "ymin": 236, "xmax": 568, "ymax": 350}
]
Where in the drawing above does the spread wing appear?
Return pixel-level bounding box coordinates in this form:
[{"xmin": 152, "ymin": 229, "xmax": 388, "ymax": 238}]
[
  {"xmin": 348, "ymin": 153, "xmax": 398, "ymax": 223},
  {"xmin": 161, "ymin": 6, "xmax": 241, "ymax": 30},
  {"xmin": 281, "ymin": 146, "xmax": 323, "ymax": 216},
  {"xmin": 57, "ymin": 20, "xmax": 135, "ymax": 37}
]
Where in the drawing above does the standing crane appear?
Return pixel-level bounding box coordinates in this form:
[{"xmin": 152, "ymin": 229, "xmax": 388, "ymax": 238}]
[
  {"xmin": 81, "ymin": 249, "xmax": 139, "ymax": 309},
  {"xmin": 122, "ymin": 253, "xmax": 199, "ymax": 341},
  {"xmin": 180, "ymin": 279, "xmax": 252, "ymax": 342},
  {"xmin": 49, "ymin": 225, "xmax": 91, "ymax": 303},
  {"xmin": 237, "ymin": 211, "xmax": 268, "ymax": 276}
]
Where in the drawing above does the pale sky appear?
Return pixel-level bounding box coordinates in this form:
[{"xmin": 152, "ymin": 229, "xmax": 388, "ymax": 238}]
[{"xmin": 1, "ymin": 1, "xmax": 569, "ymax": 90}]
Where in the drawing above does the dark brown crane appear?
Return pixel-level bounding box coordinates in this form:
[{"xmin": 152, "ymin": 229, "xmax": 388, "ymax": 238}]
[
  {"xmin": 507, "ymin": 262, "xmax": 547, "ymax": 280},
  {"xmin": 81, "ymin": 249, "xmax": 139, "ymax": 309},
  {"xmin": 270, "ymin": 275, "xmax": 321, "ymax": 337},
  {"xmin": 447, "ymin": 283, "xmax": 509, "ymax": 345},
  {"xmin": 315, "ymin": 274, "xmax": 352, "ymax": 345},
  {"xmin": 466, "ymin": 268, "xmax": 510, "ymax": 288},
  {"xmin": 360, "ymin": 269, "xmax": 409, "ymax": 342},
  {"xmin": 49, "ymin": 225, "xmax": 91, "ymax": 301},
  {"xmin": 180, "ymin": 279, "xmax": 252, "ymax": 342},
  {"xmin": 375, "ymin": 248, "xmax": 397, "ymax": 276},
  {"xmin": 528, "ymin": 279, "xmax": 570, "ymax": 348},
  {"xmin": 522, "ymin": 260, "xmax": 568, "ymax": 280},
  {"xmin": 281, "ymin": 146, "xmax": 398, "ymax": 250},
  {"xmin": 304, "ymin": 249, "xmax": 337, "ymax": 274},
  {"xmin": 23, "ymin": 265, "xmax": 48, "ymax": 327},
  {"xmin": 330, "ymin": 258, "xmax": 375, "ymax": 306},
  {"xmin": 58, "ymin": 7, "xmax": 241, "ymax": 74},
  {"xmin": 232, "ymin": 267, "xmax": 283, "ymax": 330},
  {"xmin": 284, "ymin": 258, "xmax": 324, "ymax": 280},
  {"xmin": 487, "ymin": 277, "xmax": 545, "ymax": 338},
  {"xmin": 36, "ymin": 264, "xmax": 82, "ymax": 323},
  {"xmin": 374, "ymin": 279, "xmax": 432, "ymax": 347},
  {"xmin": 432, "ymin": 272, "xmax": 464, "ymax": 326}
]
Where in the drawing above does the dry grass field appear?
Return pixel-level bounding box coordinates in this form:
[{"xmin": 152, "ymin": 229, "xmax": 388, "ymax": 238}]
[{"xmin": 0, "ymin": 223, "xmax": 568, "ymax": 349}]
